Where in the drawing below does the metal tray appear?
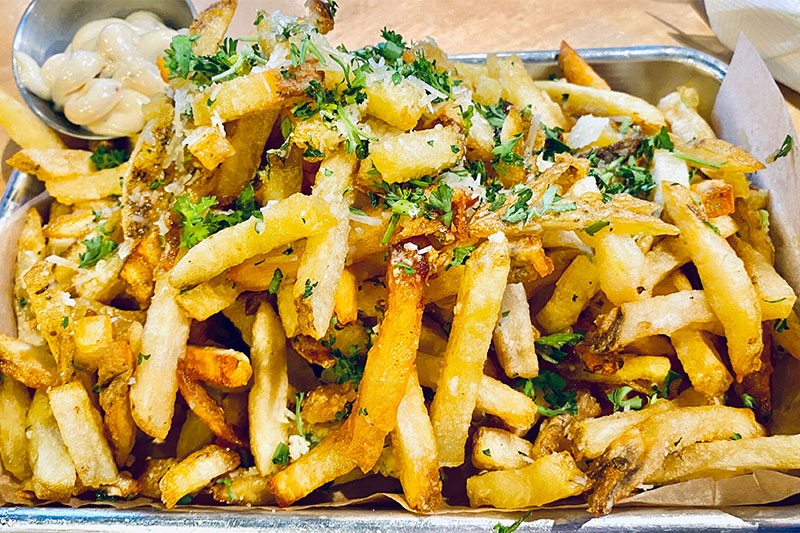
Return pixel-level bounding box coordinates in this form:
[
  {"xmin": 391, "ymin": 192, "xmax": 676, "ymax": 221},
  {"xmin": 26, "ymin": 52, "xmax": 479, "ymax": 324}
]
[{"xmin": 3, "ymin": 45, "xmax": 795, "ymax": 532}]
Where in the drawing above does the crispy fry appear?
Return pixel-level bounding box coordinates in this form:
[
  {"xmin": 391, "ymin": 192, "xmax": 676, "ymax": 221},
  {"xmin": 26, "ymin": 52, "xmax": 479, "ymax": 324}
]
[
  {"xmin": 159, "ymin": 444, "xmax": 240, "ymax": 508},
  {"xmin": 249, "ymin": 302, "xmax": 290, "ymax": 476},
  {"xmin": 729, "ymin": 236, "xmax": 796, "ymax": 320},
  {"xmin": 177, "ymin": 361, "xmax": 245, "ymax": 447},
  {"xmin": 0, "ymin": 376, "xmax": 32, "ymax": 480},
  {"xmin": 588, "ymin": 406, "xmax": 764, "ymax": 515},
  {"xmin": 0, "ymin": 88, "xmax": 64, "ymax": 149},
  {"xmin": 176, "ymin": 275, "xmax": 243, "ymax": 322},
  {"xmin": 0, "ymin": 334, "xmax": 58, "ymax": 388},
  {"xmin": 188, "ymin": 0, "xmax": 238, "ymax": 55},
  {"xmin": 26, "ymin": 389, "xmax": 76, "ymax": 500},
  {"xmin": 558, "ymin": 41, "xmax": 610, "ymax": 90},
  {"xmin": 338, "ymin": 245, "xmax": 428, "ymax": 471},
  {"xmin": 467, "ymin": 451, "xmax": 591, "ymax": 509},
  {"xmin": 370, "ymin": 125, "xmax": 464, "ymax": 184},
  {"xmin": 431, "ymin": 237, "xmax": 511, "ymax": 466},
  {"xmin": 177, "ymin": 411, "xmax": 215, "ymax": 460},
  {"xmin": 183, "ymin": 345, "xmax": 253, "ymax": 388},
  {"xmin": 129, "ymin": 276, "xmax": 191, "ymax": 440},
  {"xmin": 662, "ymin": 182, "xmax": 762, "ymax": 379},
  {"xmin": 493, "ymin": 283, "xmax": 539, "ymax": 378},
  {"xmin": 487, "ymin": 55, "xmax": 567, "ymax": 128},
  {"xmin": 471, "ymin": 426, "xmax": 536, "ymax": 471},
  {"xmin": 170, "ymin": 194, "xmax": 335, "ymax": 288},
  {"xmin": 670, "ymin": 329, "xmax": 733, "ymax": 400},
  {"xmin": 537, "ymin": 254, "xmax": 600, "ymax": 333},
  {"xmin": 391, "ymin": 368, "xmax": 442, "ymax": 513},
  {"xmin": 333, "ymin": 267, "xmax": 359, "ymax": 325},
  {"xmin": 657, "ymin": 88, "xmax": 715, "ymax": 142}
]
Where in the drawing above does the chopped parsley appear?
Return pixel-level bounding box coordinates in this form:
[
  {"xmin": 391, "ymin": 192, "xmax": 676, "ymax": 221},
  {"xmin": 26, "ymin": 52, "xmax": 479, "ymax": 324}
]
[
  {"xmin": 173, "ymin": 183, "xmax": 263, "ymax": 248},
  {"xmin": 394, "ymin": 261, "xmax": 416, "ymax": 275},
  {"xmin": 536, "ymin": 123, "xmax": 571, "ymax": 161},
  {"xmin": 770, "ymin": 135, "xmax": 793, "ymax": 162},
  {"xmin": 90, "ymin": 145, "xmax": 128, "ymax": 170},
  {"xmin": 60, "ymin": 316, "xmax": 69, "ymax": 329},
  {"xmin": 492, "ymin": 132, "xmax": 525, "ymax": 171},
  {"xmin": 534, "ymin": 331, "xmax": 584, "ymax": 364},
  {"xmin": 607, "ymin": 386, "xmax": 643, "ymax": 412},
  {"xmin": 741, "ymin": 393, "xmax": 757, "ymax": 410},
  {"xmin": 358, "ymin": 407, "xmax": 368, "ymax": 416},
  {"xmin": 583, "ymin": 220, "xmax": 610, "ymax": 236},
  {"xmin": 672, "ymin": 153, "xmax": 726, "ymax": 169},
  {"xmin": 162, "ymin": 35, "xmax": 267, "ymax": 87},
  {"xmin": 447, "ymin": 245, "xmax": 476, "ymax": 270},
  {"xmin": 775, "ymin": 318, "xmax": 789, "ymax": 332},
  {"xmin": 730, "ymin": 433, "xmax": 742, "ymax": 441},
  {"xmin": 137, "ymin": 352, "xmax": 151, "ymax": 365},
  {"xmin": 330, "ymin": 345, "xmax": 365, "ymax": 388},
  {"xmin": 302, "ymin": 279, "xmax": 318, "ymax": 299},
  {"xmin": 17, "ymin": 298, "xmax": 26, "ymax": 308},
  {"xmin": 516, "ymin": 370, "xmax": 577, "ymax": 417},
  {"xmin": 215, "ymin": 477, "xmax": 236, "ymax": 501},
  {"xmin": 272, "ymin": 442, "xmax": 290, "ymax": 466},
  {"xmin": 703, "ymin": 220, "xmax": 721, "ymax": 235},
  {"xmin": 502, "ymin": 185, "xmax": 576, "ymax": 224},
  {"xmin": 493, "ymin": 510, "xmax": 533, "ymax": 533},
  {"xmin": 475, "ymin": 101, "xmax": 507, "ymax": 131},
  {"xmin": 482, "ymin": 448, "xmax": 492, "ymax": 457},
  {"xmin": 268, "ymin": 269, "xmax": 283, "ymax": 294},
  {"xmin": 302, "ymin": 143, "xmax": 325, "ymax": 158},
  {"xmin": 78, "ymin": 222, "xmax": 118, "ymax": 268}
]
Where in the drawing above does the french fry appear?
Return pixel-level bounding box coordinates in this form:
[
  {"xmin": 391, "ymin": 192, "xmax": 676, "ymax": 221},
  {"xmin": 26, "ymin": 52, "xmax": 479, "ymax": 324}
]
[
  {"xmin": 471, "ymin": 426, "xmax": 536, "ymax": 471},
  {"xmin": 572, "ymin": 355, "xmax": 672, "ymax": 387},
  {"xmin": 672, "ymin": 138, "xmax": 765, "ymax": 174},
  {"xmin": 585, "ymin": 230, "xmax": 645, "ymax": 305},
  {"xmin": 693, "ymin": 179, "xmax": 735, "ymax": 218},
  {"xmin": 294, "ymin": 151, "xmax": 356, "ymax": 339},
  {"xmin": 647, "ymin": 434, "xmax": 800, "ymax": 484},
  {"xmin": 558, "ymin": 41, "xmax": 610, "ymax": 90},
  {"xmin": 588, "ymin": 406, "xmax": 764, "ymax": 515},
  {"xmin": 300, "ymin": 383, "xmax": 356, "ymax": 425},
  {"xmin": 662, "ymin": 182, "xmax": 762, "ymax": 379},
  {"xmin": 431, "ymin": 237, "xmax": 511, "ymax": 466},
  {"xmin": 657, "ymin": 88, "xmax": 715, "ymax": 142},
  {"xmin": 333, "ymin": 267, "xmax": 358, "ymax": 325},
  {"xmin": 170, "ymin": 194, "xmax": 335, "ymax": 288},
  {"xmin": 369, "ymin": 125, "xmax": 464, "ymax": 184},
  {"xmin": 391, "ymin": 368, "xmax": 442, "ymax": 513},
  {"xmin": 98, "ymin": 374, "xmax": 137, "ymax": 466},
  {"xmin": 772, "ymin": 310, "xmax": 800, "ymax": 360},
  {"xmin": 211, "ymin": 467, "xmax": 274, "ymax": 505},
  {"xmin": 670, "ymin": 329, "xmax": 733, "ymax": 400},
  {"xmin": 177, "ymin": 410, "xmax": 215, "ymax": 460},
  {"xmin": 129, "ymin": 276, "xmax": 191, "ymax": 440},
  {"xmin": 487, "ymin": 55, "xmax": 567, "ymax": 129},
  {"xmin": 186, "ymin": 126, "xmax": 235, "ymax": 170},
  {"xmin": 119, "ymin": 230, "xmax": 162, "ymax": 306},
  {"xmin": 535, "ymin": 79, "xmax": 666, "ymax": 134},
  {"xmin": 177, "ymin": 361, "xmax": 245, "ymax": 447},
  {"xmin": 0, "ymin": 334, "xmax": 58, "ymax": 388},
  {"xmin": 249, "ymin": 302, "xmax": 290, "ymax": 477},
  {"xmin": 159, "ymin": 444, "xmax": 240, "ymax": 508},
  {"xmin": 0, "ymin": 376, "xmax": 31, "ymax": 480},
  {"xmin": 364, "ymin": 78, "xmax": 426, "ymax": 130},
  {"xmin": 537, "ymin": 254, "xmax": 600, "ymax": 333},
  {"xmin": 214, "ymin": 111, "xmax": 279, "ymax": 204},
  {"xmin": 467, "ymin": 451, "xmax": 591, "ymax": 509},
  {"xmin": 256, "ymin": 148, "xmax": 304, "ymax": 203},
  {"xmin": 14, "ymin": 209, "xmax": 45, "ymax": 345},
  {"xmin": 176, "ymin": 274, "xmax": 243, "ymax": 321},
  {"xmin": 417, "ymin": 352, "xmax": 539, "ymax": 433},
  {"xmin": 338, "ymin": 245, "xmax": 428, "ymax": 471},
  {"xmin": 138, "ymin": 458, "xmax": 178, "ymax": 499},
  {"xmin": 225, "ymin": 247, "xmax": 301, "ymax": 291},
  {"xmin": 729, "ymin": 236, "xmax": 796, "ymax": 320},
  {"xmin": 0, "ymin": 88, "xmax": 64, "ymax": 149},
  {"xmin": 493, "ymin": 283, "xmax": 539, "ymax": 378},
  {"xmin": 188, "ymin": 0, "xmax": 237, "ymax": 55},
  {"xmin": 48, "ymin": 381, "xmax": 118, "ymax": 488},
  {"xmin": 26, "ymin": 389, "xmax": 76, "ymax": 500},
  {"xmin": 266, "ymin": 432, "xmax": 356, "ymax": 507}
]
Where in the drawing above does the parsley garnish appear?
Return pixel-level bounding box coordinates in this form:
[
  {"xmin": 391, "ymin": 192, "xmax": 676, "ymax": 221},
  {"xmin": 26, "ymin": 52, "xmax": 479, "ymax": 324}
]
[
  {"xmin": 394, "ymin": 261, "xmax": 416, "ymax": 275},
  {"xmin": 163, "ymin": 35, "xmax": 267, "ymax": 87},
  {"xmin": 447, "ymin": 245, "xmax": 475, "ymax": 270},
  {"xmin": 268, "ymin": 269, "xmax": 283, "ymax": 294},
  {"xmin": 137, "ymin": 352, "xmax": 151, "ymax": 365},
  {"xmin": 741, "ymin": 393, "xmax": 756, "ymax": 410},
  {"xmin": 18, "ymin": 298, "xmax": 26, "ymax": 308},
  {"xmin": 90, "ymin": 145, "xmax": 128, "ymax": 170},
  {"xmin": 770, "ymin": 135, "xmax": 793, "ymax": 162},
  {"xmin": 607, "ymin": 386, "xmax": 643, "ymax": 412},
  {"xmin": 492, "ymin": 132, "xmax": 525, "ymax": 171},
  {"xmin": 302, "ymin": 279, "xmax": 318, "ymax": 299},
  {"xmin": 502, "ymin": 185, "xmax": 576, "ymax": 224},
  {"xmin": 302, "ymin": 143, "xmax": 325, "ymax": 158},
  {"xmin": 636, "ymin": 126, "xmax": 674, "ymax": 159},
  {"xmin": 215, "ymin": 477, "xmax": 236, "ymax": 501},
  {"xmin": 475, "ymin": 101, "xmax": 507, "ymax": 131},
  {"xmin": 703, "ymin": 220, "xmax": 721, "ymax": 235},
  {"xmin": 775, "ymin": 318, "xmax": 789, "ymax": 332},
  {"xmin": 79, "ymin": 222, "xmax": 117, "ymax": 268},
  {"xmin": 493, "ymin": 511, "xmax": 533, "ymax": 533},
  {"xmin": 176, "ymin": 494, "xmax": 193, "ymax": 505},
  {"xmin": 516, "ymin": 370, "xmax": 577, "ymax": 417},
  {"xmin": 61, "ymin": 316, "xmax": 69, "ymax": 328},
  {"xmin": 358, "ymin": 407, "xmax": 368, "ymax": 416},
  {"xmin": 482, "ymin": 449, "xmax": 492, "ymax": 457},
  {"xmin": 535, "ymin": 331, "xmax": 584, "ymax": 364},
  {"xmin": 672, "ymin": 153, "xmax": 726, "ymax": 169},
  {"xmin": 758, "ymin": 209, "xmax": 770, "ymax": 230},
  {"xmin": 330, "ymin": 345, "xmax": 364, "ymax": 388},
  {"xmin": 583, "ymin": 220, "xmax": 610, "ymax": 236},
  {"xmin": 536, "ymin": 123, "xmax": 571, "ymax": 161},
  {"xmin": 730, "ymin": 433, "xmax": 742, "ymax": 440},
  {"xmin": 272, "ymin": 442, "xmax": 290, "ymax": 466},
  {"xmin": 173, "ymin": 183, "xmax": 263, "ymax": 248}
]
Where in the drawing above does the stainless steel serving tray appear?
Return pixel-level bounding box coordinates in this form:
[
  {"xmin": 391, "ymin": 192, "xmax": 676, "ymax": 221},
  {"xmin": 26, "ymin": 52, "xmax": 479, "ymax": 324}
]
[{"xmin": 4, "ymin": 45, "xmax": 796, "ymax": 532}]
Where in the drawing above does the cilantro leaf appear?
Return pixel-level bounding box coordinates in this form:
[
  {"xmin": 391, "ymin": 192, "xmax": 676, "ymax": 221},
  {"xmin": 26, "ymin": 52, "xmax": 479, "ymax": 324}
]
[
  {"xmin": 537, "ymin": 123, "xmax": 571, "ymax": 161},
  {"xmin": 447, "ymin": 245, "xmax": 475, "ymax": 270},
  {"xmin": 78, "ymin": 222, "xmax": 118, "ymax": 268},
  {"xmin": 427, "ymin": 182, "xmax": 454, "ymax": 226}
]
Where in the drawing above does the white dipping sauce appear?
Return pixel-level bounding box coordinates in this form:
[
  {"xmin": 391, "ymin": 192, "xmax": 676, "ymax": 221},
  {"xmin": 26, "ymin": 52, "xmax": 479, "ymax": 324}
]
[{"xmin": 14, "ymin": 11, "xmax": 179, "ymax": 137}]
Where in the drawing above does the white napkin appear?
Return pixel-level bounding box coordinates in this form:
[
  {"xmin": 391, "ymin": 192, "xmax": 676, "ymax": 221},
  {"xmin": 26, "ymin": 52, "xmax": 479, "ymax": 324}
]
[{"xmin": 706, "ymin": 0, "xmax": 800, "ymax": 92}]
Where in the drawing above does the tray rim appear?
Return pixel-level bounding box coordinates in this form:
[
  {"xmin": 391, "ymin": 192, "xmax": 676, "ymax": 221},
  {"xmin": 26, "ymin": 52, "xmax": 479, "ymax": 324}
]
[{"xmin": 6, "ymin": 45, "xmax": 791, "ymax": 532}]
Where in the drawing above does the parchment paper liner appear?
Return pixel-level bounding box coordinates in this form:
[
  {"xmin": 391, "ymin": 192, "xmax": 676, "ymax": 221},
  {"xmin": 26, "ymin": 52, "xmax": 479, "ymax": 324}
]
[{"xmin": 1, "ymin": 34, "xmax": 799, "ymax": 516}]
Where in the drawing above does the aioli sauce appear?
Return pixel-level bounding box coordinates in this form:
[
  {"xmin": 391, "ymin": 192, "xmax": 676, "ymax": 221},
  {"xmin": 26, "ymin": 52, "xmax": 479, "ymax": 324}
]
[{"xmin": 15, "ymin": 11, "xmax": 180, "ymax": 137}]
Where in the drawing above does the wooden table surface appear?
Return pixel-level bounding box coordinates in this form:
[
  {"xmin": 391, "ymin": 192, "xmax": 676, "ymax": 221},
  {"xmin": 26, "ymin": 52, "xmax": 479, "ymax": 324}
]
[{"xmin": 2, "ymin": 0, "xmax": 799, "ymax": 185}]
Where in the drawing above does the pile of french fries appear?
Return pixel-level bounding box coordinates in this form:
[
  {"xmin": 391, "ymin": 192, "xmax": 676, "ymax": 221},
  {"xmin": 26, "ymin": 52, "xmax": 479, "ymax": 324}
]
[{"xmin": 1, "ymin": 0, "xmax": 799, "ymax": 516}]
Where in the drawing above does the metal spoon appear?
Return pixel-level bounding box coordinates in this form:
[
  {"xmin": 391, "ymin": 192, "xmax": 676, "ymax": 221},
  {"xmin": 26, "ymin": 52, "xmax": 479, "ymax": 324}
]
[{"xmin": 11, "ymin": 0, "xmax": 196, "ymax": 141}]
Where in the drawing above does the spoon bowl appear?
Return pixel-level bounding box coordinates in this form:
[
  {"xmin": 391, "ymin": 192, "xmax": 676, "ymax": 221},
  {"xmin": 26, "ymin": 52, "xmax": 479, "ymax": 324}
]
[{"xmin": 12, "ymin": 0, "xmax": 196, "ymax": 141}]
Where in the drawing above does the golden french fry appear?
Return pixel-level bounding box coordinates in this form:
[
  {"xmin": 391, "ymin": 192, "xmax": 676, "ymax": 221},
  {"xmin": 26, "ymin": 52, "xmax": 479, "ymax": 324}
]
[
  {"xmin": 256, "ymin": 147, "xmax": 304, "ymax": 203},
  {"xmin": 0, "ymin": 88, "xmax": 64, "ymax": 149},
  {"xmin": 647, "ymin": 434, "xmax": 800, "ymax": 484},
  {"xmin": 431, "ymin": 237, "xmax": 511, "ymax": 467},
  {"xmin": 294, "ymin": 151, "xmax": 356, "ymax": 339},
  {"xmin": 535, "ymin": 79, "xmax": 665, "ymax": 134},
  {"xmin": 370, "ymin": 125, "xmax": 464, "ymax": 184},
  {"xmin": 471, "ymin": 426, "xmax": 536, "ymax": 471},
  {"xmin": 338, "ymin": 246, "xmax": 428, "ymax": 471},
  {"xmin": 585, "ymin": 230, "xmax": 645, "ymax": 305},
  {"xmin": 772, "ymin": 310, "xmax": 800, "ymax": 360},
  {"xmin": 138, "ymin": 458, "xmax": 178, "ymax": 499},
  {"xmin": 14, "ymin": 209, "xmax": 45, "ymax": 345},
  {"xmin": 211, "ymin": 467, "xmax": 275, "ymax": 505},
  {"xmin": 249, "ymin": 302, "xmax": 290, "ymax": 477},
  {"xmin": 129, "ymin": 276, "xmax": 191, "ymax": 440},
  {"xmin": 159, "ymin": 444, "xmax": 240, "ymax": 508},
  {"xmin": 493, "ymin": 283, "xmax": 539, "ymax": 378},
  {"xmin": 98, "ymin": 375, "xmax": 137, "ymax": 466},
  {"xmin": 333, "ymin": 267, "xmax": 358, "ymax": 325},
  {"xmin": 170, "ymin": 194, "xmax": 336, "ymax": 288},
  {"xmin": 214, "ymin": 111, "xmax": 278, "ymax": 204},
  {"xmin": 558, "ymin": 41, "xmax": 610, "ymax": 90},
  {"xmin": 119, "ymin": 230, "xmax": 161, "ymax": 306},
  {"xmin": 729, "ymin": 236, "xmax": 796, "ymax": 320},
  {"xmin": 670, "ymin": 329, "xmax": 733, "ymax": 400},
  {"xmin": 177, "ymin": 361, "xmax": 245, "ymax": 447},
  {"xmin": 177, "ymin": 410, "xmax": 215, "ymax": 460},
  {"xmin": 467, "ymin": 451, "xmax": 591, "ymax": 509},
  {"xmin": 188, "ymin": 0, "xmax": 237, "ymax": 55},
  {"xmin": 48, "ymin": 381, "xmax": 118, "ymax": 488},
  {"xmin": 391, "ymin": 368, "xmax": 442, "ymax": 513},
  {"xmin": 487, "ymin": 54, "xmax": 567, "ymax": 128},
  {"xmin": 588, "ymin": 405, "xmax": 764, "ymax": 515},
  {"xmin": 176, "ymin": 275, "xmax": 243, "ymax": 321},
  {"xmin": 672, "ymin": 138, "xmax": 765, "ymax": 173},
  {"xmin": 364, "ymin": 78, "xmax": 426, "ymax": 130},
  {"xmin": 0, "ymin": 376, "xmax": 31, "ymax": 480},
  {"xmin": 0, "ymin": 334, "xmax": 59, "ymax": 388},
  {"xmin": 657, "ymin": 88, "xmax": 715, "ymax": 142},
  {"xmin": 537, "ymin": 254, "xmax": 600, "ymax": 333},
  {"xmin": 662, "ymin": 182, "xmax": 762, "ymax": 379},
  {"xmin": 572, "ymin": 355, "xmax": 672, "ymax": 387},
  {"xmin": 26, "ymin": 389, "xmax": 76, "ymax": 500},
  {"xmin": 186, "ymin": 126, "xmax": 235, "ymax": 170}
]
